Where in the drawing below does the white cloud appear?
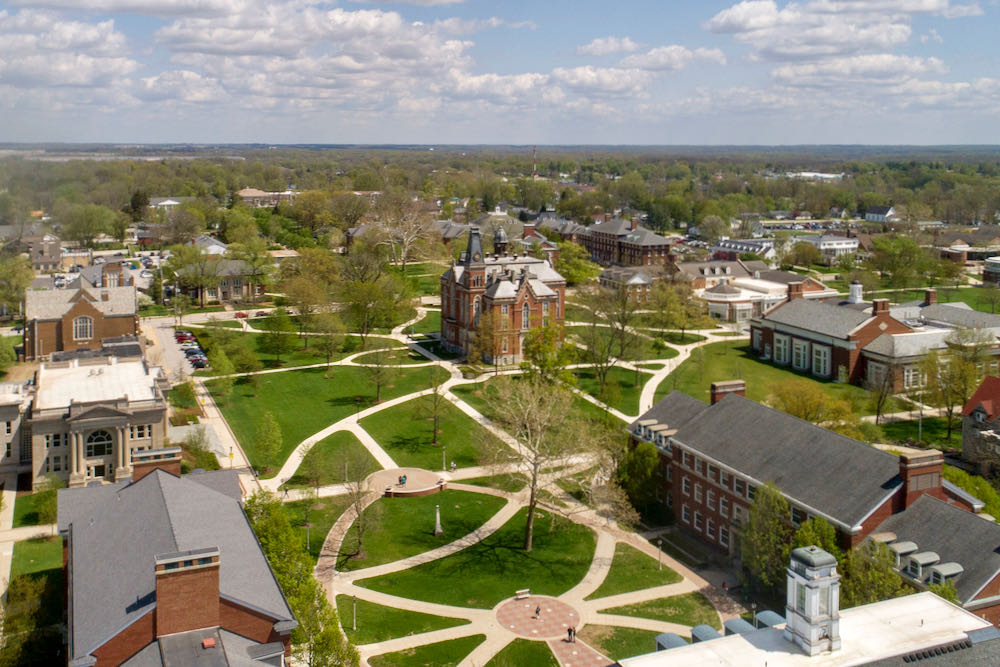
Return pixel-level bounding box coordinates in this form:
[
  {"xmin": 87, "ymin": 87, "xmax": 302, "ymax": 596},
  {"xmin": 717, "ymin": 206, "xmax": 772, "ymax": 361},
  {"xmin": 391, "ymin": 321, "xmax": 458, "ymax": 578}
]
[
  {"xmin": 431, "ymin": 16, "xmax": 535, "ymax": 35},
  {"xmin": 772, "ymin": 54, "xmax": 947, "ymax": 86},
  {"xmin": 550, "ymin": 66, "xmax": 651, "ymax": 95},
  {"xmin": 138, "ymin": 70, "xmax": 226, "ymax": 102},
  {"xmin": 620, "ymin": 45, "xmax": 726, "ymax": 70},
  {"xmin": 577, "ymin": 36, "xmax": 641, "ymax": 56},
  {"xmin": 351, "ymin": 0, "xmax": 465, "ymax": 5},
  {"xmin": 921, "ymin": 28, "xmax": 944, "ymax": 43},
  {"xmin": 6, "ymin": 0, "xmax": 250, "ymax": 18}
]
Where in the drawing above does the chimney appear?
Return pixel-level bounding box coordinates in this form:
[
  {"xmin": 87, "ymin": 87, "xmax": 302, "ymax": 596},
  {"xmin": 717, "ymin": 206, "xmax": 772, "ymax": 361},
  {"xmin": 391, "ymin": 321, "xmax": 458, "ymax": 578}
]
[
  {"xmin": 154, "ymin": 547, "xmax": 221, "ymax": 637},
  {"xmin": 848, "ymin": 280, "xmax": 863, "ymax": 305},
  {"xmin": 924, "ymin": 289, "xmax": 937, "ymax": 306},
  {"xmin": 787, "ymin": 282, "xmax": 805, "ymax": 301},
  {"xmin": 784, "ymin": 546, "xmax": 841, "ymax": 656},
  {"xmin": 710, "ymin": 380, "xmax": 746, "ymax": 405},
  {"xmin": 132, "ymin": 446, "xmax": 182, "ymax": 483},
  {"xmin": 630, "ymin": 218, "xmax": 639, "ymax": 231},
  {"xmin": 871, "ymin": 298, "xmax": 889, "ymax": 315},
  {"xmin": 899, "ymin": 450, "xmax": 944, "ymax": 508},
  {"xmin": 101, "ymin": 291, "xmax": 110, "ymax": 302}
]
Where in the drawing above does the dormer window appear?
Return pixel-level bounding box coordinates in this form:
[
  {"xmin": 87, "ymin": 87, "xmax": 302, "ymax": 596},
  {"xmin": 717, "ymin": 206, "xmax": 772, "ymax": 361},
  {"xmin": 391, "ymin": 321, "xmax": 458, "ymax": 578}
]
[{"xmin": 976, "ymin": 409, "xmax": 987, "ymax": 424}]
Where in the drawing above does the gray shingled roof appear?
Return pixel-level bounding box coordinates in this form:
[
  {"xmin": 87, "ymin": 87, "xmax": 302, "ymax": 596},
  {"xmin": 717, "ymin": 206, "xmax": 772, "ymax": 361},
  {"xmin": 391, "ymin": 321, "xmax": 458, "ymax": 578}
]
[
  {"xmin": 920, "ymin": 303, "xmax": 1000, "ymax": 329},
  {"xmin": 59, "ymin": 469, "xmax": 294, "ymax": 664},
  {"xmin": 637, "ymin": 392, "xmax": 902, "ymax": 530},
  {"xmin": 863, "ymin": 330, "xmax": 951, "ymax": 358},
  {"xmin": 25, "ymin": 284, "xmax": 136, "ymax": 321},
  {"xmin": 875, "ymin": 495, "xmax": 1000, "ymax": 605},
  {"xmin": 762, "ymin": 298, "xmax": 873, "ymax": 338}
]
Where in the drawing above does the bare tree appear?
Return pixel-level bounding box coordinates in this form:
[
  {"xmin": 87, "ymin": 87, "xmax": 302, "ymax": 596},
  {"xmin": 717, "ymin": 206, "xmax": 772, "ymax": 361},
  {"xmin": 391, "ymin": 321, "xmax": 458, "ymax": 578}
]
[
  {"xmin": 363, "ymin": 346, "xmax": 395, "ymax": 403},
  {"xmin": 423, "ymin": 367, "xmax": 447, "ymax": 445},
  {"xmin": 486, "ymin": 375, "xmax": 587, "ymax": 551},
  {"xmin": 339, "ymin": 452, "xmax": 381, "ymax": 566},
  {"xmin": 373, "ymin": 191, "xmax": 435, "ymax": 277}
]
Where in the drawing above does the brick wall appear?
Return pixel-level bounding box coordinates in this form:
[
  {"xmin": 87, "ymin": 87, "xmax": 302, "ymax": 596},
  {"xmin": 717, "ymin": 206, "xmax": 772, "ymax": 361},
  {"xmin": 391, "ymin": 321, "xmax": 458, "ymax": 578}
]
[
  {"xmin": 27, "ymin": 298, "xmax": 137, "ymax": 360},
  {"xmin": 91, "ymin": 610, "xmax": 155, "ymax": 666},
  {"xmin": 220, "ymin": 598, "xmax": 292, "ymax": 656},
  {"xmin": 155, "ymin": 565, "xmax": 220, "ymax": 636}
]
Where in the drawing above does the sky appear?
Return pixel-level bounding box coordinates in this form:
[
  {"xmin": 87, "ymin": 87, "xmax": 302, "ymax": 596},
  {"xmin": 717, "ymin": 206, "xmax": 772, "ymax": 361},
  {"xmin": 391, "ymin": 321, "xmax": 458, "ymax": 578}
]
[{"xmin": 0, "ymin": 0, "xmax": 998, "ymax": 145}]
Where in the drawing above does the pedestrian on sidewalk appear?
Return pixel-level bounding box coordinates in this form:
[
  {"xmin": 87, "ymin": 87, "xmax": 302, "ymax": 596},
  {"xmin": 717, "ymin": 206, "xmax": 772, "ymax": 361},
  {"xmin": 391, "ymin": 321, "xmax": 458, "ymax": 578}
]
[
  {"xmin": 567, "ymin": 628, "xmax": 572, "ymax": 643},
  {"xmin": 535, "ymin": 605, "xmax": 541, "ymax": 619}
]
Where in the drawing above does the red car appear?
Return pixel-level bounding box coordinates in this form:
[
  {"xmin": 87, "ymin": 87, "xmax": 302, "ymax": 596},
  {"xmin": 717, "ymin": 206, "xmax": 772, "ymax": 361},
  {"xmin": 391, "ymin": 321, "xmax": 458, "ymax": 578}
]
[{"xmin": 234, "ymin": 312, "xmax": 249, "ymax": 318}]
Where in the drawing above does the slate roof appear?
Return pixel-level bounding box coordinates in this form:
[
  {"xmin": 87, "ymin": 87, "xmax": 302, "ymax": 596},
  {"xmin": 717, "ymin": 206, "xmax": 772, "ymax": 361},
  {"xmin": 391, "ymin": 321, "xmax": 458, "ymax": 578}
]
[
  {"xmin": 636, "ymin": 392, "xmax": 902, "ymax": 530},
  {"xmin": 920, "ymin": 303, "xmax": 1000, "ymax": 329},
  {"xmin": 875, "ymin": 495, "xmax": 1000, "ymax": 605},
  {"xmin": 863, "ymin": 330, "xmax": 952, "ymax": 359},
  {"xmin": 962, "ymin": 375, "xmax": 1000, "ymax": 420},
  {"xmin": 867, "ymin": 205, "xmax": 894, "ymax": 215},
  {"xmin": 622, "ymin": 226, "xmax": 671, "ymax": 247},
  {"xmin": 754, "ymin": 270, "xmax": 813, "ymax": 285},
  {"xmin": 588, "ymin": 217, "xmax": 633, "ymax": 236},
  {"xmin": 705, "ymin": 283, "xmax": 741, "ymax": 295},
  {"xmin": 175, "ymin": 259, "xmax": 253, "ymax": 279},
  {"xmin": 59, "ymin": 469, "xmax": 295, "ymax": 664},
  {"xmin": 761, "ymin": 298, "xmax": 873, "ymax": 338},
  {"xmin": 25, "ymin": 283, "xmax": 136, "ymax": 321}
]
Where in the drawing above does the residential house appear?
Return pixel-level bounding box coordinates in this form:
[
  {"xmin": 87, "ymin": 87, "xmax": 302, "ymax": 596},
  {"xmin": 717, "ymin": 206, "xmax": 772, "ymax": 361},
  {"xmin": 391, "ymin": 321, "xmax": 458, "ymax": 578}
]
[
  {"xmin": 518, "ymin": 223, "xmax": 559, "ymax": 264},
  {"xmin": 582, "ymin": 217, "xmax": 674, "ymax": 266},
  {"xmin": 175, "ymin": 259, "xmax": 264, "ymax": 304},
  {"xmin": 866, "ymin": 206, "xmax": 898, "ymax": 223},
  {"xmin": 58, "ymin": 452, "xmax": 297, "ymax": 666},
  {"xmin": 19, "ymin": 233, "xmax": 62, "ymax": 272},
  {"xmin": 710, "ymin": 238, "xmax": 777, "ymax": 263},
  {"xmin": 24, "ymin": 280, "xmax": 138, "ymax": 360},
  {"xmin": 629, "ymin": 383, "xmax": 998, "ymax": 622},
  {"xmin": 236, "ymin": 187, "xmax": 297, "ymax": 208},
  {"xmin": 796, "ymin": 235, "xmax": 859, "ymax": 264},
  {"xmin": 189, "ymin": 234, "xmax": 228, "ymax": 256},
  {"xmin": 440, "ymin": 227, "xmax": 565, "ymax": 364},
  {"xmin": 432, "ymin": 220, "xmax": 471, "ymax": 250},
  {"xmin": 29, "ymin": 356, "xmax": 168, "ymax": 489},
  {"xmin": 672, "ymin": 259, "xmax": 769, "ymax": 290},
  {"xmin": 148, "ymin": 196, "xmax": 196, "ymax": 210}
]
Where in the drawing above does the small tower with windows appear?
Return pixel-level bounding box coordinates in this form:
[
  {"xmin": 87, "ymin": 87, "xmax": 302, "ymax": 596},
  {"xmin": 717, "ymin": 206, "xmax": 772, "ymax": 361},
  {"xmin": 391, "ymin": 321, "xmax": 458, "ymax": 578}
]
[
  {"xmin": 784, "ymin": 545, "xmax": 842, "ymax": 656},
  {"xmin": 493, "ymin": 226, "xmax": 508, "ymax": 256}
]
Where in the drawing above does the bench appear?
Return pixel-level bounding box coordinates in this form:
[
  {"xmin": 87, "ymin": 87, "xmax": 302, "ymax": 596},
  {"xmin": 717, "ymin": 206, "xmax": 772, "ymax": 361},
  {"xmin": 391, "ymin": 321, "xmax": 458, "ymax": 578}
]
[{"xmin": 515, "ymin": 589, "xmax": 530, "ymax": 600}]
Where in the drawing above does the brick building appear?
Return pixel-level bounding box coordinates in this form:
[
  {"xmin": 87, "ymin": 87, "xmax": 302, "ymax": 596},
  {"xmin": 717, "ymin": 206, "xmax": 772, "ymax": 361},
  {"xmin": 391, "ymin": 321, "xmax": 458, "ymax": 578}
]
[
  {"xmin": 581, "ymin": 217, "xmax": 673, "ymax": 266},
  {"xmin": 24, "ymin": 280, "xmax": 138, "ymax": 361},
  {"xmin": 440, "ymin": 227, "xmax": 565, "ymax": 365},
  {"xmin": 630, "ymin": 382, "xmax": 1000, "ymax": 624},
  {"xmin": 961, "ymin": 375, "xmax": 1000, "ymax": 473},
  {"xmin": 58, "ymin": 452, "xmax": 297, "ymax": 666}
]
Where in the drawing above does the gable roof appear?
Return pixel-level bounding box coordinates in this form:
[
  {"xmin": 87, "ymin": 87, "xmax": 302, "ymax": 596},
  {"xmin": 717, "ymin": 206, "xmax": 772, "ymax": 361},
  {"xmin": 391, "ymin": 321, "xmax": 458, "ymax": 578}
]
[
  {"xmin": 963, "ymin": 375, "xmax": 1000, "ymax": 419},
  {"xmin": 58, "ymin": 469, "xmax": 295, "ymax": 664},
  {"xmin": 875, "ymin": 495, "xmax": 1000, "ymax": 605},
  {"xmin": 634, "ymin": 392, "xmax": 902, "ymax": 530},
  {"xmin": 761, "ymin": 298, "xmax": 877, "ymax": 338},
  {"xmin": 25, "ymin": 284, "xmax": 136, "ymax": 321}
]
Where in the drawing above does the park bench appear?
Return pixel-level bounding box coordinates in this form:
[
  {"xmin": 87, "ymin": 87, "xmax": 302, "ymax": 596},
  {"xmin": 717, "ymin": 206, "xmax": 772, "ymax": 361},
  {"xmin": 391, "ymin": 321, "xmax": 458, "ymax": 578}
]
[{"xmin": 515, "ymin": 589, "xmax": 530, "ymax": 600}]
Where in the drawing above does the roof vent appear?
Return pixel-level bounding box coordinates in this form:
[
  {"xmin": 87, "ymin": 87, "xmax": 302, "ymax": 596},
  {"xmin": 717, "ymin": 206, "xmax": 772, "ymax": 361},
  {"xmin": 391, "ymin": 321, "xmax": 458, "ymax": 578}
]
[{"xmin": 202, "ymin": 638, "xmax": 216, "ymax": 649}]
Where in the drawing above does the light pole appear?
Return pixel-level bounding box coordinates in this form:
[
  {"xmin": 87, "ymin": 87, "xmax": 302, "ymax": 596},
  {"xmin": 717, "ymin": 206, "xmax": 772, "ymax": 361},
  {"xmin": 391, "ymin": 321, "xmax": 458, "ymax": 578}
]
[
  {"xmin": 751, "ymin": 601, "xmax": 758, "ymax": 629},
  {"xmin": 657, "ymin": 538, "xmax": 663, "ymax": 571},
  {"xmin": 352, "ymin": 595, "xmax": 357, "ymax": 631},
  {"xmin": 442, "ymin": 444, "xmax": 447, "ymax": 472}
]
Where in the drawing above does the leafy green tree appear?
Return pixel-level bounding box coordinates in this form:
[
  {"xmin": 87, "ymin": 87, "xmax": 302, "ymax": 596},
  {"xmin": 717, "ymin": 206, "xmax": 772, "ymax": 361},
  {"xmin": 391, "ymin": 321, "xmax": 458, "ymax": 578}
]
[
  {"xmin": 921, "ymin": 328, "xmax": 992, "ymax": 439},
  {"xmin": 262, "ymin": 307, "xmax": 297, "ymax": 364},
  {"xmin": 64, "ymin": 203, "xmax": 115, "ymax": 247},
  {"xmin": 339, "ymin": 275, "xmax": 411, "ymax": 344},
  {"xmin": 782, "ymin": 241, "xmax": 822, "ymax": 267},
  {"xmin": 840, "ymin": 541, "xmax": 910, "ymax": 608},
  {"xmin": 555, "ymin": 241, "xmax": 600, "ymax": 285},
  {"xmin": 208, "ymin": 348, "xmax": 235, "ymax": 404},
  {"xmin": 696, "ymin": 214, "xmax": 728, "ymax": 243},
  {"xmin": 792, "ymin": 517, "xmax": 841, "ymax": 561},
  {"xmin": 0, "ymin": 255, "xmax": 32, "ymax": 315},
  {"xmin": 0, "ymin": 337, "xmax": 16, "ymax": 375},
  {"xmin": 928, "ymin": 579, "xmax": 960, "ymax": 605},
  {"xmin": 283, "ymin": 274, "xmax": 325, "ymax": 345},
  {"xmin": 0, "ymin": 574, "xmax": 48, "ymax": 665},
  {"xmin": 742, "ymin": 482, "xmax": 793, "ymax": 593},
  {"xmin": 521, "ymin": 321, "xmax": 574, "ymax": 383},
  {"xmin": 313, "ymin": 312, "xmax": 346, "ymax": 367},
  {"xmin": 617, "ymin": 440, "xmax": 658, "ymax": 517},
  {"xmin": 363, "ymin": 346, "xmax": 395, "ymax": 403},
  {"xmin": 229, "ymin": 236, "xmax": 272, "ymax": 304},
  {"xmin": 127, "ymin": 189, "xmax": 150, "ymax": 221},
  {"xmin": 254, "ymin": 411, "xmax": 282, "ymax": 472},
  {"xmin": 166, "ymin": 244, "xmax": 222, "ymax": 308}
]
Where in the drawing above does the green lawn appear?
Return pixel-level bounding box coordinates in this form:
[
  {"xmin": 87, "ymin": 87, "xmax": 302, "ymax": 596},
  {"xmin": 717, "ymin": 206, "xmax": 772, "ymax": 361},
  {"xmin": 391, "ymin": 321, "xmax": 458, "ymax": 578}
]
[
  {"xmin": 286, "ymin": 495, "xmax": 354, "ymax": 562},
  {"xmin": 564, "ymin": 327, "xmax": 676, "ymax": 362},
  {"xmin": 362, "ymin": 397, "xmax": 501, "ymax": 470},
  {"xmin": 11, "ymin": 537, "xmax": 62, "ymax": 577},
  {"xmin": 577, "ymin": 625, "xmax": 662, "ymax": 661},
  {"xmin": 336, "ymin": 595, "xmax": 470, "ymax": 646},
  {"xmin": 338, "ymin": 489, "xmax": 507, "ymax": 571},
  {"xmin": 281, "ymin": 431, "xmax": 381, "ymax": 489},
  {"xmin": 564, "ymin": 303, "xmax": 593, "ymax": 322},
  {"xmin": 880, "ymin": 416, "xmax": 959, "ymax": 451},
  {"xmin": 599, "ymin": 592, "xmax": 720, "ymax": 630},
  {"xmin": 356, "ymin": 507, "xmax": 596, "ymax": 608},
  {"xmin": 414, "ymin": 339, "xmax": 463, "ymax": 360},
  {"xmin": 585, "ymin": 542, "xmax": 681, "ymax": 600},
  {"xmin": 208, "ymin": 364, "xmax": 449, "ymax": 475},
  {"xmin": 457, "ymin": 473, "xmax": 528, "ymax": 493},
  {"xmin": 653, "ymin": 341, "xmax": 903, "ymax": 415},
  {"xmin": 574, "ymin": 366, "xmax": 649, "ymax": 415},
  {"xmin": 352, "ymin": 347, "xmax": 430, "ymax": 365},
  {"xmin": 485, "ymin": 639, "xmax": 558, "ymax": 667},
  {"xmin": 12, "ymin": 493, "xmax": 42, "ymax": 528},
  {"xmin": 369, "ymin": 634, "xmax": 485, "ymax": 667},
  {"xmin": 452, "ymin": 379, "xmax": 619, "ymax": 426},
  {"xmin": 410, "ymin": 309, "xmax": 442, "ymax": 335}
]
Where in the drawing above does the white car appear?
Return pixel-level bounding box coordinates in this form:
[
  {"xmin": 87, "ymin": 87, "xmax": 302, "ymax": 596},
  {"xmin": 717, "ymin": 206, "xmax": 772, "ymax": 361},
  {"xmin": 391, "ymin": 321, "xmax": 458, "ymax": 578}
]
[{"xmin": 139, "ymin": 270, "xmax": 154, "ymax": 278}]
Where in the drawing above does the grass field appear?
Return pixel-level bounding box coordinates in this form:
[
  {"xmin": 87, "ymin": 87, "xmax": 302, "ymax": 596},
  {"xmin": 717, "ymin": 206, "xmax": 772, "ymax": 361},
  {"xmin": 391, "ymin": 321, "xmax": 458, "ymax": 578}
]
[
  {"xmin": 880, "ymin": 416, "xmax": 959, "ymax": 451},
  {"xmin": 598, "ymin": 592, "xmax": 720, "ymax": 629},
  {"xmin": 286, "ymin": 495, "xmax": 354, "ymax": 561},
  {"xmin": 451, "ymin": 379, "xmax": 620, "ymax": 425},
  {"xmin": 338, "ymin": 489, "xmax": 508, "ymax": 571},
  {"xmin": 352, "ymin": 347, "xmax": 431, "ymax": 365},
  {"xmin": 653, "ymin": 341, "xmax": 904, "ymax": 415},
  {"xmin": 361, "ymin": 398, "xmax": 501, "ymax": 470},
  {"xmin": 585, "ymin": 542, "xmax": 681, "ymax": 600},
  {"xmin": 576, "ymin": 625, "xmax": 661, "ymax": 660},
  {"xmin": 573, "ymin": 366, "xmax": 650, "ymax": 416},
  {"xmin": 209, "ymin": 364, "xmax": 449, "ymax": 475},
  {"xmin": 410, "ymin": 309, "xmax": 442, "ymax": 335},
  {"xmin": 11, "ymin": 537, "xmax": 62, "ymax": 577},
  {"xmin": 356, "ymin": 507, "xmax": 596, "ymax": 609},
  {"xmin": 485, "ymin": 639, "xmax": 558, "ymax": 666},
  {"xmin": 336, "ymin": 595, "xmax": 470, "ymax": 645},
  {"xmin": 457, "ymin": 473, "xmax": 528, "ymax": 493},
  {"xmin": 12, "ymin": 493, "xmax": 42, "ymax": 528},
  {"xmin": 280, "ymin": 431, "xmax": 381, "ymax": 489},
  {"xmin": 369, "ymin": 634, "xmax": 485, "ymax": 667}
]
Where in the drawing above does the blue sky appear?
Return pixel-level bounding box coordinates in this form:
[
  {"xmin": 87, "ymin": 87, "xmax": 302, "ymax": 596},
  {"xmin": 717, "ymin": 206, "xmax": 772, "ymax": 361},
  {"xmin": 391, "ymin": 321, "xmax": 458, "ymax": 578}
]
[{"xmin": 0, "ymin": 0, "xmax": 997, "ymax": 144}]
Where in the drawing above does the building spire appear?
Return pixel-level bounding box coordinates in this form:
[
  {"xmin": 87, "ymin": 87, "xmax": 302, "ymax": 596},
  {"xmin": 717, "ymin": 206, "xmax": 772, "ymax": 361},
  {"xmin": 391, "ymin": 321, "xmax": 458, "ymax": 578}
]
[{"xmin": 463, "ymin": 226, "xmax": 484, "ymax": 265}]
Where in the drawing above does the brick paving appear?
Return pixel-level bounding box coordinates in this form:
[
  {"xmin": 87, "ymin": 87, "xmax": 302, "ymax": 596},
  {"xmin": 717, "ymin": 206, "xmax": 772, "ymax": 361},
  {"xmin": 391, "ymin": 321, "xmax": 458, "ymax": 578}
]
[
  {"xmin": 547, "ymin": 637, "xmax": 614, "ymax": 667},
  {"xmin": 496, "ymin": 596, "xmax": 580, "ymax": 640}
]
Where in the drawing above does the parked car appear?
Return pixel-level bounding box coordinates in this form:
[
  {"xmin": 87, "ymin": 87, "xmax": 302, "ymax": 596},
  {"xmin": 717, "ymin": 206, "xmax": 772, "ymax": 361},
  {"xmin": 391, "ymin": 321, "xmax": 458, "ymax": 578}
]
[
  {"xmin": 234, "ymin": 312, "xmax": 249, "ymax": 318},
  {"xmin": 255, "ymin": 310, "xmax": 269, "ymax": 317},
  {"xmin": 139, "ymin": 270, "xmax": 153, "ymax": 278},
  {"xmin": 184, "ymin": 349, "xmax": 204, "ymax": 358},
  {"xmin": 93, "ymin": 256, "xmax": 105, "ymax": 264},
  {"xmin": 189, "ymin": 358, "xmax": 208, "ymax": 369},
  {"xmin": 180, "ymin": 342, "xmax": 201, "ymax": 350}
]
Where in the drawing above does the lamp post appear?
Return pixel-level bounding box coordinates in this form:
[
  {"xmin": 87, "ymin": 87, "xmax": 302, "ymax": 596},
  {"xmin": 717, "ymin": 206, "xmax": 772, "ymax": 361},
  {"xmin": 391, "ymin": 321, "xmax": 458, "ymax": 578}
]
[
  {"xmin": 751, "ymin": 601, "xmax": 758, "ymax": 629},
  {"xmin": 442, "ymin": 444, "xmax": 447, "ymax": 472},
  {"xmin": 353, "ymin": 595, "xmax": 357, "ymax": 631},
  {"xmin": 434, "ymin": 504, "xmax": 443, "ymax": 536},
  {"xmin": 657, "ymin": 538, "xmax": 663, "ymax": 571}
]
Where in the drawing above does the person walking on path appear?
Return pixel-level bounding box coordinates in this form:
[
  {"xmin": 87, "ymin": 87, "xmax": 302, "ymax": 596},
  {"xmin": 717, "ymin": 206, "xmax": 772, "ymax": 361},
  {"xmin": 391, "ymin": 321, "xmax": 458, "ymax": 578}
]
[{"xmin": 535, "ymin": 605, "xmax": 541, "ymax": 619}]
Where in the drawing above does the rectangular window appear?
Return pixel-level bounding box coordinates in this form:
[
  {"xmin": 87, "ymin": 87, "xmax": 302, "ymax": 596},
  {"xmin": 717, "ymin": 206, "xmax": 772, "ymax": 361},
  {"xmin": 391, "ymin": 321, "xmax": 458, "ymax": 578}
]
[
  {"xmin": 720, "ymin": 472, "xmax": 730, "ymax": 488},
  {"xmin": 683, "ymin": 452, "xmax": 693, "ymax": 469},
  {"xmin": 86, "ymin": 442, "xmax": 111, "ymax": 458},
  {"xmin": 130, "ymin": 425, "xmax": 152, "ymax": 439},
  {"xmin": 53, "ymin": 456, "xmax": 62, "ymax": 472},
  {"xmin": 44, "ymin": 434, "xmax": 64, "ymax": 449},
  {"xmin": 792, "ymin": 340, "xmax": 809, "ymax": 370},
  {"xmin": 4, "ymin": 443, "xmax": 9, "ymax": 458},
  {"xmin": 908, "ymin": 561, "xmax": 921, "ymax": 578},
  {"xmin": 774, "ymin": 335, "xmax": 789, "ymax": 364},
  {"xmin": 791, "ymin": 506, "xmax": 807, "ymax": 526},
  {"xmin": 4, "ymin": 421, "xmax": 10, "ymax": 435},
  {"xmin": 812, "ymin": 345, "xmax": 831, "ymax": 377},
  {"xmin": 708, "ymin": 465, "xmax": 718, "ymax": 482},
  {"xmin": 904, "ymin": 366, "xmax": 923, "ymax": 390},
  {"xmin": 694, "ymin": 512, "xmax": 703, "ymax": 531},
  {"xmin": 682, "ymin": 477, "xmax": 691, "ymax": 496},
  {"xmin": 720, "ymin": 497, "xmax": 729, "ymax": 517},
  {"xmin": 707, "ymin": 490, "xmax": 716, "ymax": 511},
  {"xmin": 706, "ymin": 519, "xmax": 715, "ymax": 539},
  {"xmin": 666, "ymin": 465, "xmax": 672, "ymax": 481},
  {"xmin": 682, "ymin": 505, "xmax": 691, "ymax": 524},
  {"xmin": 720, "ymin": 527, "xmax": 730, "ymax": 548},
  {"xmin": 747, "ymin": 485, "xmax": 757, "ymax": 501},
  {"xmin": 695, "ymin": 458, "xmax": 704, "ymax": 475},
  {"xmin": 694, "ymin": 483, "xmax": 703, "ymax": 503},
  {"xmin": 734, "ymin": 479, "xmax": 746, "ymax": 496},
  {"xmin": 501, "ymin": 304, "xmax": 508, "ymax": 316}
]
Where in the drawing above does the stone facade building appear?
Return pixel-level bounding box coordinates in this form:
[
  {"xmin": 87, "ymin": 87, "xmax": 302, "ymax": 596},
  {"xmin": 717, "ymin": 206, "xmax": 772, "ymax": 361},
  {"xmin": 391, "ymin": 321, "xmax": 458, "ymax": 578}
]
[
  {"xmin": 24, "ymin": 280, "xmax": 138, "ymax": 360},
  {"xmin": 440, "ymin": 227, "xmax": 565, "ymax": 365},
  {"xmin": 0, "ymin": 383, "xmax": 32, "ymax": 477},
  {"xmin": 28, "ymin": 356, "xmax": 169, "ymax": 489},
  {"xmin": 59, "ymin": 454, "xmax": 297, "ymax": 666}
]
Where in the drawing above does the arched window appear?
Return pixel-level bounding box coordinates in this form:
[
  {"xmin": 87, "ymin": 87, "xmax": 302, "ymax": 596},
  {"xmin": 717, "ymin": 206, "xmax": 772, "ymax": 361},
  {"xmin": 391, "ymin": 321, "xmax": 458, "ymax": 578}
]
[
  {"xmin": 85, "ymin": 430, "xmax": 113, "ymax": 457},
  {"xmin": 473, "ymin": 297, "xmax": 481, "ymax": 326},
  {"xmin": 521, "ymin": 305, "xmax": 530, "ymax": 330},
  {"xmin": 73, "ymin": 316, "xmax": 93, "ymax": 341}
]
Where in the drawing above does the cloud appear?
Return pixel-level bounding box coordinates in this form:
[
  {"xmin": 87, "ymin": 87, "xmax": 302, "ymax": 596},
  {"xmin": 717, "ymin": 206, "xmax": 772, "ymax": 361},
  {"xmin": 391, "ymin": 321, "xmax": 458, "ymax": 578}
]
[
  {"xmin": 6, "ymin": 0, "xmax": 250, "ymax": 18},
  {"xmin": 772, "ymin": 54, "xmax": 947, "ymax": 86},
  {"xmin": 577, "ymin": 36, "xmax": 641, "ymax": 56},
  {"xmin": 620, "ymin": 45, "xmax": 726, "ymax": 70},
  {"xmin": 350, "ymin": 0, "xmax": 465, "ymax": 5},
  {"xmin": 921, "ymin": 28, "xmax": 944, "ymax": 43},
  {"xmin": 137, "ymin": 70, "xmax": 226, "ymax": 102},
  {"xmin": 550, "ymin": 66, "xmax": 651, "ymax": 95},
  {"xmin": 431, "ymin": 16, "xmax": 536, "ymax": 34}
]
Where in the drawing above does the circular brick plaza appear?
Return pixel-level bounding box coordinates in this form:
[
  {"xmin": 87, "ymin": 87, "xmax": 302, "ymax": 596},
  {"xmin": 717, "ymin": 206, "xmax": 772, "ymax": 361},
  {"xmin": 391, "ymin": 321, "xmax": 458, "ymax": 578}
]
[{"xmin": 496, "ymin": 595, "xmax": 581, "ymax": 640}]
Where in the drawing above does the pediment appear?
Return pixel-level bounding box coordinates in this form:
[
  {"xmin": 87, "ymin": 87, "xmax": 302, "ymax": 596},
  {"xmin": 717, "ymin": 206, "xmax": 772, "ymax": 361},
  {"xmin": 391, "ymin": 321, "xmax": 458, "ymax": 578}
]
[{"xmin": 68, "ymin": 405, "xmax": 131, "ymax": 422}]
